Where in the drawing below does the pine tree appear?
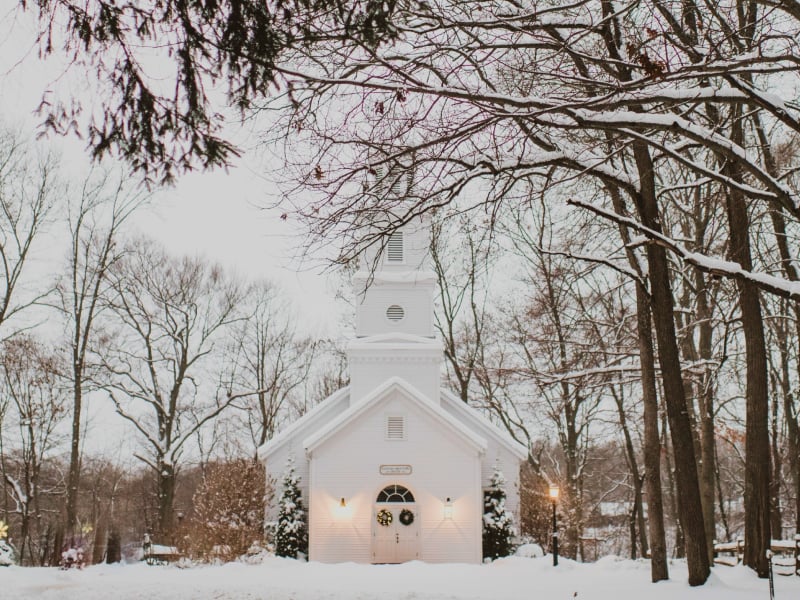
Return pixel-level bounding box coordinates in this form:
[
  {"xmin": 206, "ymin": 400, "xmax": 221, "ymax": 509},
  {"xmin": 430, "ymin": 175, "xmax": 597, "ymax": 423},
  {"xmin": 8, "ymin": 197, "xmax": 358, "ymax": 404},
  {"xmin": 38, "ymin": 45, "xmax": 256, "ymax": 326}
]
[
  {"xmin": 275, "ymin": 456, "xmax": 308, "ymax": 559},
  {"xmin": 483, "ymin": 465, "xmax": 515, "ymax": 560}
]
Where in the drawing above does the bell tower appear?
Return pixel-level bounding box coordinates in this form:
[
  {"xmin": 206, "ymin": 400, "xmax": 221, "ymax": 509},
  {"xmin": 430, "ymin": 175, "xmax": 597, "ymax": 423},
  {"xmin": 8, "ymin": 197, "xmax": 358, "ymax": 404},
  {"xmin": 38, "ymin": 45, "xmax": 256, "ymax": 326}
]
[{"xmin": 346, "ymin": 167, "xmax": 443, "ymax": 406}]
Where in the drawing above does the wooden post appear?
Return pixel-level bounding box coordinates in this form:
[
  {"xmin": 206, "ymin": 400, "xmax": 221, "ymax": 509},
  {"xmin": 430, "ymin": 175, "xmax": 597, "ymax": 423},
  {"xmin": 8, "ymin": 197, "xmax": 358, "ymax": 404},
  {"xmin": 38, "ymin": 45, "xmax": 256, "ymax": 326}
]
[
  {"xmin": 737, "ymin": 538, "xmax": 744, "ymax": 564},
  {"xmin": 794, "ymin": 534, "xmax": 799, "ymax": 576}
]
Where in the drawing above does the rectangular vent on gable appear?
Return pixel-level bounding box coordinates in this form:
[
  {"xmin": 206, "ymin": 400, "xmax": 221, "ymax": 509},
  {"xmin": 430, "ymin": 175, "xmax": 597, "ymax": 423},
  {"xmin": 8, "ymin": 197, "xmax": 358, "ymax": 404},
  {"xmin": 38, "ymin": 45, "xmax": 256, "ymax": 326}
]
[
  {"xmin": 386, "ymin": 416, "xmax": 406, "ymax": 440},
  {"xmin": 386, "ymin": 232, "xmax": 404, "ymax": 263}
]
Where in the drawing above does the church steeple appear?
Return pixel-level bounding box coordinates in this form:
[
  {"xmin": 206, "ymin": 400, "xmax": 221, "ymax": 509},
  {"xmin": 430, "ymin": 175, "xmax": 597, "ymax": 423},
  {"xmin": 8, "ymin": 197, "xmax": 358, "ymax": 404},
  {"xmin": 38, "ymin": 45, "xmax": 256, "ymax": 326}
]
[
  {"xmin": 353, "ymin": 215, "xmax": 436, "ymax": 338},
  {"xmin": 346, "ymin": 167, "xmax": 443, "ymax": 406}
]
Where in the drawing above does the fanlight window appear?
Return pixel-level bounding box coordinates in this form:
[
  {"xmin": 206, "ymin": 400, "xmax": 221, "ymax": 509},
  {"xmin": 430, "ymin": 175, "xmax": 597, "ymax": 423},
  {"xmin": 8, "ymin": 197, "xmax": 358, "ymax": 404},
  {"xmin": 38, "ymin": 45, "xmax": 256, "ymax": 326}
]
[{"xmin": 376, "ymin": 485, "xmax": 415, "ymax": 503}]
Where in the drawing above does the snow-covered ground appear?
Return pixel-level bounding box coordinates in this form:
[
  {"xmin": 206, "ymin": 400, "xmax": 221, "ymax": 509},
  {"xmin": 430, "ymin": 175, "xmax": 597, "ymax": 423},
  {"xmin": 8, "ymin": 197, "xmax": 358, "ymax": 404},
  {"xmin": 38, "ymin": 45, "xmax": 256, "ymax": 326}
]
[{"xmin": 3, "ymin": 555, "xmax": 797, "ymax": 600}]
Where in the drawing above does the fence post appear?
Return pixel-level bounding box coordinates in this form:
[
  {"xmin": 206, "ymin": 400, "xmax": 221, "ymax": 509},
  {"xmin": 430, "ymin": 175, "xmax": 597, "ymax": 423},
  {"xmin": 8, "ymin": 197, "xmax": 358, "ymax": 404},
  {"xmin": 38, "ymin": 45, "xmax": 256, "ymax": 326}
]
[
  {"xmin": 737, "ymin": 537, "xmax": 744, "ymax": 564},
  {"xmin": 767, "ymin": 550, "xmax": 775, "ymax": 600}
]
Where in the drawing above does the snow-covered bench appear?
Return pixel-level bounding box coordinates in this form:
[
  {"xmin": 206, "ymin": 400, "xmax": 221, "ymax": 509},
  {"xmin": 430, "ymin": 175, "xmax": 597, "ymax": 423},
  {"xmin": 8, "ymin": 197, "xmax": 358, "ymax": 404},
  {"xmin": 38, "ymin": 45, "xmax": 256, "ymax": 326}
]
[{"xmin": 142, "ymin": 541, "xmax": 182, "ymax": 565}]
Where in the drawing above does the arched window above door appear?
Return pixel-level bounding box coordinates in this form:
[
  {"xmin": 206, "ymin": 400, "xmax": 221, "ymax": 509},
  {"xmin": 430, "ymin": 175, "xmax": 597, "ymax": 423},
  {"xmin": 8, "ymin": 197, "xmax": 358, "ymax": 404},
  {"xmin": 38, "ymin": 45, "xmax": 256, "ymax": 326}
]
[{"xmin": 376, "ymin": 484, "xmax": 415, "ymax": 503}]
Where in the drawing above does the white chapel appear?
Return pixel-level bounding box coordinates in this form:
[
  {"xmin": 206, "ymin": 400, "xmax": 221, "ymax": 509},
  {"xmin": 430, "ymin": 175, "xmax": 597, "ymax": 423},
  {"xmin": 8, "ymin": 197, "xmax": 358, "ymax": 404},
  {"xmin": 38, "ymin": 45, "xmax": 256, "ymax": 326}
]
[{"xmin": 258, "ymin": 202, "xmax": 527, "ymax": 564}]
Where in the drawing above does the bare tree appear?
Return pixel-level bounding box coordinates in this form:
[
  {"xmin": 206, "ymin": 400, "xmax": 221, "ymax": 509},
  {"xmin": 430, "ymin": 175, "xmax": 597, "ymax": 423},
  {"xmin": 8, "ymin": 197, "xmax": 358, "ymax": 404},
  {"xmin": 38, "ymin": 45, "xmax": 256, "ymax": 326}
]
[
  {"xmin": 431, "ymin": 214, "xmax": 495, "ymax": 403},
  {"xmin": 99, "ymin": 239, "xmax": 244, "ymax": 538},
  {"xmin": 0, "ymin": 336, "xmax": 68, "ymax": 565},
  {"xmin": 0, "ymin": 127, "xmax": 58, "ymax": 337},
  {"xmin": 56, "ymin": 169, "xmax": 142, "ymax": 545},
  {"xmin": 224, "ymin": 281, "xmax": 316, "ymax": 452}
]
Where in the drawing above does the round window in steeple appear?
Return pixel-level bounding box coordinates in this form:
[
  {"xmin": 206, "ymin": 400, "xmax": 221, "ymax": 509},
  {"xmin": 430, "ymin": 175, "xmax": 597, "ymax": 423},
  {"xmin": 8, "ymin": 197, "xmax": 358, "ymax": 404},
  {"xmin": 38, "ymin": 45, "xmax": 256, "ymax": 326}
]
[{"xmin": 386, "ymin": 305, "xmax": 405, "ymax": 322}]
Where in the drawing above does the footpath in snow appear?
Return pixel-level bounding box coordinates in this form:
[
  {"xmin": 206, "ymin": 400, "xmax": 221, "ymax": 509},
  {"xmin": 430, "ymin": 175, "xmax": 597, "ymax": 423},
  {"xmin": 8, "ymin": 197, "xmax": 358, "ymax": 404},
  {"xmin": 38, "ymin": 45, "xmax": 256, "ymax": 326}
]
[{"xmin": 2, "ymin": 555, "xmax": 798, "ymax": 600}]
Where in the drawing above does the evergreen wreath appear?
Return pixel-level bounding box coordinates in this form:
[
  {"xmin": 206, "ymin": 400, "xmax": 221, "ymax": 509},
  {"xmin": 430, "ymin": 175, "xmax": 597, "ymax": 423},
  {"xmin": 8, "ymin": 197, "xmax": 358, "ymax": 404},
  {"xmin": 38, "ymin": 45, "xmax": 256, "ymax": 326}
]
[
  {"xmin": 399, "ymin": 509, "xmax": 414, "ymax": 526},
  {"xmin": 376, "ymin": 509, "xmax": 393, "ymax": 526}
]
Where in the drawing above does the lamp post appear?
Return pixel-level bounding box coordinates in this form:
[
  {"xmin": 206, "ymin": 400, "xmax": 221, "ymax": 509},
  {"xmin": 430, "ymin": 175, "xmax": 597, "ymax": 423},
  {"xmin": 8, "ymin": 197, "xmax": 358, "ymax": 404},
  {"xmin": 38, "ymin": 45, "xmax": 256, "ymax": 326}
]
[{"xmin": 549, "ymin": 484, "xmax": 560, "ymax": 567}]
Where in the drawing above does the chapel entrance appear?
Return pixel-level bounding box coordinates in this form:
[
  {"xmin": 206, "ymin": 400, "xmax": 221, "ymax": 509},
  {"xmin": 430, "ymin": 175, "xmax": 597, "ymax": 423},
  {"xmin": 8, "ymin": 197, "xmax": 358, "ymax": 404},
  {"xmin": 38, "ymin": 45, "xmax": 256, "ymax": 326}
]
[{"xmin": 372, "ymin": 484, "xmax": 419, "ymax": 563}]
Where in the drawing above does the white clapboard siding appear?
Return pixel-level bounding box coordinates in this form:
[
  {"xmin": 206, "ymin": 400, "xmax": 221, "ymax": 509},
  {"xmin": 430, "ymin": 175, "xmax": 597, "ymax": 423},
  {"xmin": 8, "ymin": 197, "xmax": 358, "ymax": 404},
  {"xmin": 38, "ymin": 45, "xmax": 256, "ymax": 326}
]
[
  {"xmin": 440, "ymin": 389, "xmax": 527, "ymax": 519},
  {"xmin": 349, "ymin": 355, "xmax": 440, "ymax": 408},
  {"xmin": 355, "ymin": 285, "xmax": 435, "ymax": 338},
  {"xmin": 261, "ymin": 389, "xmax": 351, "ymax": 522},
  {"xmin": 307, "ymin": 389, "xmax": 482, "ymax": 563}
]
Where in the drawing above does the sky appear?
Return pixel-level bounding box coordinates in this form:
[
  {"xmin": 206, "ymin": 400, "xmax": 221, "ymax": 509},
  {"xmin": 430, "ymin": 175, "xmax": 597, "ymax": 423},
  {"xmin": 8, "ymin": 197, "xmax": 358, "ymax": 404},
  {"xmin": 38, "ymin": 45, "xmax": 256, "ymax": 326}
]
[{"xmin": 0, "ymin": 1, "xmax": 342, "ymax": 336}]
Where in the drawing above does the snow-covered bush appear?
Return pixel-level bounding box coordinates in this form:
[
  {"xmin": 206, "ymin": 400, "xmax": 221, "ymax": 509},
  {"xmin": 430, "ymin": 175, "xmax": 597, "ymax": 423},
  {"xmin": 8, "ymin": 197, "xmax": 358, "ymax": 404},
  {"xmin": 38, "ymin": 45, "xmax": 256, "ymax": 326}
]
[
  {"xmin": 483, "ymin": 465, "xmax": 516, "ymax": 561},
  {"xmin": 275, "ymin": 455, "xmax": 308, "ymax": 559},
  {"xmin": 0, "ymin": 539, "xmax": 15, "ymax": 566}
]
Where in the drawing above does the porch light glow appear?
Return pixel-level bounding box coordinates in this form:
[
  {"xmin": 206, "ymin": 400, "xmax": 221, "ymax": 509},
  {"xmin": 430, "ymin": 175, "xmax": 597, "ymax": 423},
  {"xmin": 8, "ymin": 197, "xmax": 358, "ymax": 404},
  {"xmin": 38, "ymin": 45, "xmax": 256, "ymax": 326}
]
[{"xmin": 443, "ymin": 497, "xmax": 453, "ymax": 520}]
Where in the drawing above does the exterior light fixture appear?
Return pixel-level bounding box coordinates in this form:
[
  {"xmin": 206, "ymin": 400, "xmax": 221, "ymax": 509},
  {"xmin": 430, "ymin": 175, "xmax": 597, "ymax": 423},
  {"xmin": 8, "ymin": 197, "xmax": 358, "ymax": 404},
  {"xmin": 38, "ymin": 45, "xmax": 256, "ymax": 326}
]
[
  {"xmin": 340, "ymin": 497, "xmax": 347, "ymax": 508},
  {"xmin": 549, "ymin": 484, "xmax": 560, "ymax": 566},
  {"xmin": 549, "ymin": 484, "xmax": 560, "ymax": 500},
  {"xmin": 443, "ymin": 497, "xmax": 453, "ymax": 520}
]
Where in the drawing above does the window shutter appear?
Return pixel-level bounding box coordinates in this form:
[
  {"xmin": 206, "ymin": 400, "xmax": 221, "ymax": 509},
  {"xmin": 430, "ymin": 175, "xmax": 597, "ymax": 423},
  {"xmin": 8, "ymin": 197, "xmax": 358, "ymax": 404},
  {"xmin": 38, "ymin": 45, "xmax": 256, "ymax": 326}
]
[{"xmin": 386, "ymin": 416, "xmax": 406, "ymax": 440}]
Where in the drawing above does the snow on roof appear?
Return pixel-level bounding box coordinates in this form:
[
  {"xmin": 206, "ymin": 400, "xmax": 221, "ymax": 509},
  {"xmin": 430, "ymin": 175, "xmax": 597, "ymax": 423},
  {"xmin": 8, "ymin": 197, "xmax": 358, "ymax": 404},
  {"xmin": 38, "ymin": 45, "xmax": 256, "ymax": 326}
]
[
  {"xmin": 440, "ymin": 389, "xmax": 528, "ymax": 461},
  {"xmin": 257, "ymin": 386, "xmax": 350, "ymax": 461},
  {"xmin": 303, "ymin": 376, "xmax": 488, "ymax": 456}
]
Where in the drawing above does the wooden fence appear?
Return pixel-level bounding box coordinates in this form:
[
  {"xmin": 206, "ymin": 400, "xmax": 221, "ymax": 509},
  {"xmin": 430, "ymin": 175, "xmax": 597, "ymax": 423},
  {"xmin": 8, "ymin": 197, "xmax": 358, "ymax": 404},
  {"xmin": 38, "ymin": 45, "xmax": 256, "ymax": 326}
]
[{"xmin": 713, "ymin": 536, "xmax": 800, "ymax": 576}]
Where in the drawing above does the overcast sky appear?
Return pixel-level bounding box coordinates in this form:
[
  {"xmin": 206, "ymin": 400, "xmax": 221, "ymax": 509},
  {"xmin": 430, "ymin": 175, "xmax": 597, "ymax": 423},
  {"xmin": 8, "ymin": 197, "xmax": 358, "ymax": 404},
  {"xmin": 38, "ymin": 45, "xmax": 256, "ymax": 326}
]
[{"xmin": 0, "ymin": 1, "xmax": 342, "ymax": 336}]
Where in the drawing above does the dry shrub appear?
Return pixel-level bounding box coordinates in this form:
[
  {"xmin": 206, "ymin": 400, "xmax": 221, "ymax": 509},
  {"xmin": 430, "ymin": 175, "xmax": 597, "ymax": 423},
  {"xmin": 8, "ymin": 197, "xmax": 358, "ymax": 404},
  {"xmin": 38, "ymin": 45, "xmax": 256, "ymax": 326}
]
[{"xmin": 180, "ymin": 459, "xmax": 270, "ymax": 562}]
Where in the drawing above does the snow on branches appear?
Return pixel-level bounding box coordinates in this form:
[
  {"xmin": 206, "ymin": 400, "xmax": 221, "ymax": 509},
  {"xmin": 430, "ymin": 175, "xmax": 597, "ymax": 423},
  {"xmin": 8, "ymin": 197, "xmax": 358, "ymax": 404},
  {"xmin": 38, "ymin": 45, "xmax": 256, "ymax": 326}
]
[{"xmin": 482, "ymin": 464, "xmax": 516, "ymax": 561}]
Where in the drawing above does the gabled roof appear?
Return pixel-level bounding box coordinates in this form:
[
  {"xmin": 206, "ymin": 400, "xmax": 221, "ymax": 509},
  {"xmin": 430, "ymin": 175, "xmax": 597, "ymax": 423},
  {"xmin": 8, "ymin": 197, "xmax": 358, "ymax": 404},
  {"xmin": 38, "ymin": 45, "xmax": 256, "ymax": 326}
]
[
  {"xmin": 257, "ymin": 386, "xmax": 350, "ymax": 461},
  {"xmin": 440, "ymin": 388, "xmax": 528, "ymax": 461},
  {"xmin": 303, "ymin": 376, "xmax": 488, "ymax": 456}
]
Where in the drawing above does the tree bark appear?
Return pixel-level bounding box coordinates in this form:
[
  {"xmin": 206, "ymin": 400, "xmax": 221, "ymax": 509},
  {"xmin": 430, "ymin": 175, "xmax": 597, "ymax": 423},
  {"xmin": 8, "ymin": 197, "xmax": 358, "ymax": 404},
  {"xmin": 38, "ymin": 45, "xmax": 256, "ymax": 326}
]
[
  {"xmin": 724, "ymin": 114, "xmax": 771, "ymax": 578},
  {"xmin": 66, "ymin": 382, "xmax": 82, "ymax": 537},
  {"xmin": 636, "ymin": 285, "xmax": 668, "ymax": 580},
  {"xmin": 632, "ymin": 140, "xmax": 709, "ymax": 585},
  {"xmin": 157, "ymin": 461, "xmax": 176, "ymax": 540},
  {"xmin": 695, "ymin": 266, "xmax": 718, "ymax": 564}
]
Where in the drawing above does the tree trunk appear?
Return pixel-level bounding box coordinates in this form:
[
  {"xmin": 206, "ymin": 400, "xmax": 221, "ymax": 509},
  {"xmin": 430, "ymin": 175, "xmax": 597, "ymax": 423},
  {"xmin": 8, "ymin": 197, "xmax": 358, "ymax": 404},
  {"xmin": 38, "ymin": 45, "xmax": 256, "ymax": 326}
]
[
  {"xmin": 632, "ymin": 141, "xmax": 709, "ymax": 585},
  {"xmin": 695, "ymin": 266, "xmax": 717, "ymax": 563},
  {"xmin": 636, "ymin": 285, "xmax": 668, "ymax": 580},
  {"xmin": 66, "ymin": 380, "xmax": 82, "ymax": 537},
  {"xmin": 106, "ymin": 529, "xmax": 121, "ymax": 563},
  {"xmin": 157, "ymin": 462, "xmax": 176, "ymax": 540},
  {"xmin": 612, "ymin": 381, "xmax": 649, "ymax": 560},
  {"xmin": 769, "ymin": 389, "xmax": 782, "ymax": 538},
  {"xmin": 724, "ymin": 115, "xmax": 771, "ymax": 578}
]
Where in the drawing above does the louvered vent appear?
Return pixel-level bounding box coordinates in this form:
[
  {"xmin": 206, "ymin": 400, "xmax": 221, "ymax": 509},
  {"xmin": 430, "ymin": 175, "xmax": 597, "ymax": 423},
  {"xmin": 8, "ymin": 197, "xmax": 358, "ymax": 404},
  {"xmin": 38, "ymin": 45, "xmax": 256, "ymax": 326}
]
[
  {"xmin": 386, "ymin": 416, "xmax": 406, "ymax": 440},
  {"xmin": 386, "ymin": 231, "xmax": 404, "ymax": 262},
  {"xmin": 386, "ymin": 305, "xmax": 405, "ymax": 322}
]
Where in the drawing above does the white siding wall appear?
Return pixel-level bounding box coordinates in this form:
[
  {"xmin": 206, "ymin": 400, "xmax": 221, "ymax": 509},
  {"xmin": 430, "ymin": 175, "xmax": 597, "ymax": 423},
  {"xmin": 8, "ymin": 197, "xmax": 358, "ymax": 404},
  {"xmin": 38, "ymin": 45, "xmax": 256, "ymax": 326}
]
[
  {"xmin": 308, "ymin": 389, "xmax": 482, "ymax": 563},
  {"xmin": 263, "ymin": 392, "xmax": 350, "ymax": 523},
  {"xmin": 440, "ymin": 397, "xmax": 525, "ymax": 523},
  {"xmin": 349, "ymin": 356, "xmax": 440, "ymax": 406},
  {"xmin": 355, "ymin": 284, "xmax": 435, "ymax": 337}
]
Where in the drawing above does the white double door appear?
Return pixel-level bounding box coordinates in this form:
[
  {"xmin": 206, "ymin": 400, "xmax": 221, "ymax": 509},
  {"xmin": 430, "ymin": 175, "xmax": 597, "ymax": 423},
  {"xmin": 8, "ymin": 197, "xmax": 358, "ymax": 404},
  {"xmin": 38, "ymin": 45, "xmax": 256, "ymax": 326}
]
[{"xmin": 372, "ymin": 503, "xmax": 419, "ymax": 563}]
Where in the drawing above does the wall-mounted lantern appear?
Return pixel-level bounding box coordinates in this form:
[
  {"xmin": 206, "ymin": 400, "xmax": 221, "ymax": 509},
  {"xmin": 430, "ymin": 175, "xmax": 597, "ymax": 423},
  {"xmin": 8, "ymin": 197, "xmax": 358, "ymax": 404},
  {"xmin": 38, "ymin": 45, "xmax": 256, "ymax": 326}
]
[{"xmin": 443, "ymin": 497, "xmax": 453, "ymax": 520}]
